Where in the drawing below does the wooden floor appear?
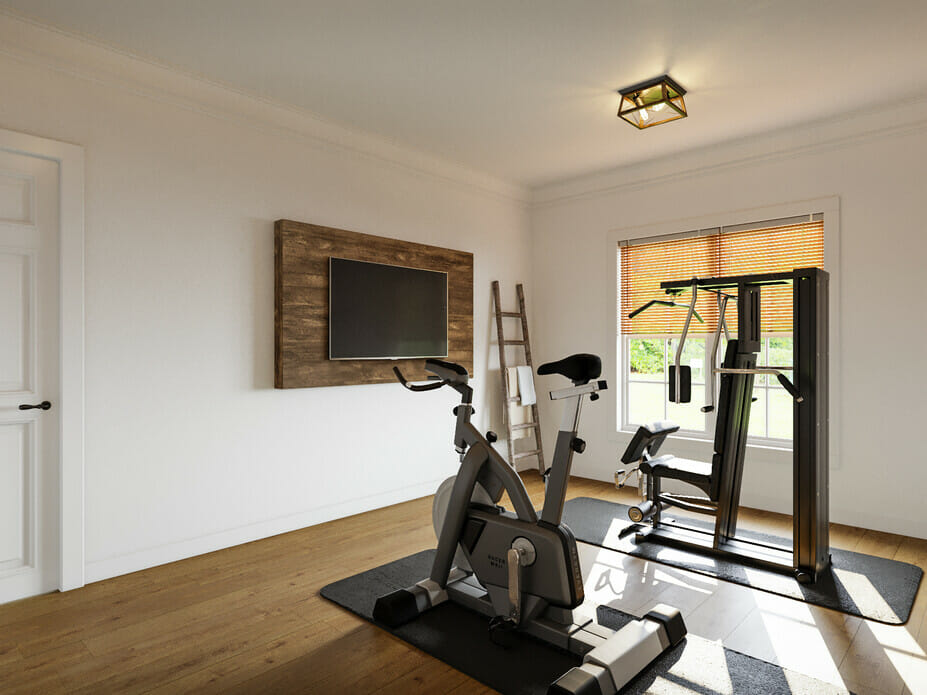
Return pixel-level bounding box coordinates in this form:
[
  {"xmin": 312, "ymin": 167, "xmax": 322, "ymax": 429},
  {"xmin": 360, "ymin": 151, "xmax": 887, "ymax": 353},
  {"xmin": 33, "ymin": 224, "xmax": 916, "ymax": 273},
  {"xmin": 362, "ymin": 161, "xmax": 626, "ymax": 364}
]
[{"xmin": 2, "ymin": 472, "xmax": 927, "ymax": 694}]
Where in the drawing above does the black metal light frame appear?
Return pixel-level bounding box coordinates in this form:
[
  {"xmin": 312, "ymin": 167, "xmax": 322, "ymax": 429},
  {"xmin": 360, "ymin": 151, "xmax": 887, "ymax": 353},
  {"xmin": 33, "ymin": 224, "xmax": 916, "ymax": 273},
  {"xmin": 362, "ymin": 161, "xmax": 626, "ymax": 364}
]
[{"xmin": 617, "ymin": 74, "xmax": 688, "ymax": 129}]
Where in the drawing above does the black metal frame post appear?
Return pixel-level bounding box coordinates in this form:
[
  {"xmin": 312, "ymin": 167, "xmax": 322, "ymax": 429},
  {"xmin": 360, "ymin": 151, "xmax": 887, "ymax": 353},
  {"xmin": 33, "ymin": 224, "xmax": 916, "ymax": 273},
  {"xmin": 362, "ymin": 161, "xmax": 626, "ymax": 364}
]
[
  {"xmin": 793, "ymin": 268, "xmax": 830, "ymax": 579},
  {"xmin": 713, "ymin": 284, "xmax": 761, "ymax": 546}
]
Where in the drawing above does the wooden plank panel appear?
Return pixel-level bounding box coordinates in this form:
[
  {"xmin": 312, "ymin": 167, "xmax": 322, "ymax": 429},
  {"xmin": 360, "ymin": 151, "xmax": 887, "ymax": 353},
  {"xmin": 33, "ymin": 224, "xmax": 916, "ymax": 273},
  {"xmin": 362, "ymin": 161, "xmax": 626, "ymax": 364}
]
[{"xmin": 274, "ymin": 219, "xmax": 474, "ymax": 388}]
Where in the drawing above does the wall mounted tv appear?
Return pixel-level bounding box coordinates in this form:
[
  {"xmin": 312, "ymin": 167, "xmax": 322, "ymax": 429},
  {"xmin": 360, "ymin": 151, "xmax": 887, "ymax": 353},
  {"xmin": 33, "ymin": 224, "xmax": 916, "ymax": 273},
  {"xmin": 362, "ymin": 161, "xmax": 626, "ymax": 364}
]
[{"xmin": 329, "ymin": 257, "xmax": 448, "ymax": 360}]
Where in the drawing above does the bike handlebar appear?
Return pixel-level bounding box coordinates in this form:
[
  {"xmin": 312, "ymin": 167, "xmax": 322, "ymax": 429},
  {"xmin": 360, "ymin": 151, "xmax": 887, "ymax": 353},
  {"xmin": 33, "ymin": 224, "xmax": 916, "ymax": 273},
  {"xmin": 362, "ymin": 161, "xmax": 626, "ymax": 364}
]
[{"xmin": 393, "ymin": 366, "xmax": 447, "ymax": 392}]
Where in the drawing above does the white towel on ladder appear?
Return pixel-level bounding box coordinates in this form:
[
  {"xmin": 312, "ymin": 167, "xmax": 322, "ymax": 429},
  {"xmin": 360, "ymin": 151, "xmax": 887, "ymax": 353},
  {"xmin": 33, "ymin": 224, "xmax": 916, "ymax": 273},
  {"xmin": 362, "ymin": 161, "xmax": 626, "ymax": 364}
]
[
  {"xmin": 506, "ymin": 367, "xmax": 519, "ymax": 399},
  {"xmin": 516, "ymin": 366, "xmax": 536, "ymax": 406},
  {"xmin": 506, "ymin": 367, "xmax": 531, "ymax": 439}
]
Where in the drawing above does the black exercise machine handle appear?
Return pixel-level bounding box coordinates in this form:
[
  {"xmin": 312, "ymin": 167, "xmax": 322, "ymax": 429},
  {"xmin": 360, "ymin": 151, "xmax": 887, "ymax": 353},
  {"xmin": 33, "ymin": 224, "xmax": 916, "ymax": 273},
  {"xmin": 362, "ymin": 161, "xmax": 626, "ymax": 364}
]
[
  {"xmin": 776, "ymin": 373, "xmax": 804, "ymax": 403},
  {"xmin": 393, "ymin": 366, "xmax": 446, "ymax": 392},
  {"xmin": 714, "ymin": 367, "xmax": 804, "ymax": 403},
  {"xmin": 629, "ymin": 299, "xmax": 672, "ymax": 319},
  {"xmin": 628, "ymin": 299, "xmax": 704, "ymax": 323}
]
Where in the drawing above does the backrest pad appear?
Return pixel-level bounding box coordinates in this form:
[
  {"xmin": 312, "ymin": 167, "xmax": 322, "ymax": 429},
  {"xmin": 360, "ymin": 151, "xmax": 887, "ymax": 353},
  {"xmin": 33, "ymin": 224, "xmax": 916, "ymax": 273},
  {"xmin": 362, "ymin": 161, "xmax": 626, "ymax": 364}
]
[{"xmin": 620, "ymin": 420, "xmax": 680, "ymax": 464}]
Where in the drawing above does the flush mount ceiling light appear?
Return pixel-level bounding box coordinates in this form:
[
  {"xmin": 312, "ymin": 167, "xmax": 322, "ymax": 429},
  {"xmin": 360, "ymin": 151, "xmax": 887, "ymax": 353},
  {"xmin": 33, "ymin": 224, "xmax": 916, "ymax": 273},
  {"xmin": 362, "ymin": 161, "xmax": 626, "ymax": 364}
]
[{"xmin": 617, "ymin": 75, "xmax": 687, "ymax": 129}]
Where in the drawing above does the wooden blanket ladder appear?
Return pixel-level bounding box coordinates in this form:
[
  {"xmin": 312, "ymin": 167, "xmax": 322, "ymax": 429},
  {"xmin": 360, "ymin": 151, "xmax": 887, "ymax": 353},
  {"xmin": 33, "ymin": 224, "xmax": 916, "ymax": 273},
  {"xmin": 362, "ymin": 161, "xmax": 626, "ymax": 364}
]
[{"xmin": 492, "ymin": 281, "xmax": 545, "ymax": 475}]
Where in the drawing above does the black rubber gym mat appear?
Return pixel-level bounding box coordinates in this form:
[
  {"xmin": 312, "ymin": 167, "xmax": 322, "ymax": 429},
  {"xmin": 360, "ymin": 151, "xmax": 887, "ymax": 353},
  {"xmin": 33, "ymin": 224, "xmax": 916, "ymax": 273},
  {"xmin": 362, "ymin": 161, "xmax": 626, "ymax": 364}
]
[
  {"xmin": 563, "ymin": 496, "xmax": 922, "ymax": 625},
  {"xmin": 321, "ymin": 549, "xmax": 854, "ymax": 695}
]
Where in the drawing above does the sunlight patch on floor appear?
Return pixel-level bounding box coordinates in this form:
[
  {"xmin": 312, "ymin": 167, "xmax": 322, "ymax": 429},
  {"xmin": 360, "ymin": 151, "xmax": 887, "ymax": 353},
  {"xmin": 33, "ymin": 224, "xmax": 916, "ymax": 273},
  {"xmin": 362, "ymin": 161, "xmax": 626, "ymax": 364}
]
[
  {"xmin": 756, "ymin": 603, "xmax": 845, "ymax": 686},
  {"xmin": 867, "ymin": 619, "xmax": 927, "ymax": 694},
  {"xmin": 833, "ymin": 567, "xmax": 901, "ymax": 623}
]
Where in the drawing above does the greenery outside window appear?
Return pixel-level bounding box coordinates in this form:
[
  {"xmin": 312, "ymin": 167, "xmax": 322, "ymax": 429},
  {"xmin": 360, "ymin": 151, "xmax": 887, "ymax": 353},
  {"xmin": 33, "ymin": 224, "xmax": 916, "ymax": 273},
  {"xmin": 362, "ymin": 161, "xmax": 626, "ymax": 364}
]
[{"xmin": 624, "ymin": 334, "xmax": 794, "ymax": 444}]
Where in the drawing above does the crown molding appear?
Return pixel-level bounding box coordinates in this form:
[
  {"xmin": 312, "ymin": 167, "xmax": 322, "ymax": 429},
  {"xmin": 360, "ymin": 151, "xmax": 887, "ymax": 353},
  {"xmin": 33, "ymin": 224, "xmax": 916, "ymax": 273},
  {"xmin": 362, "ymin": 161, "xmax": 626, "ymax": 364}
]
[
  {"xmin": 531, "ymin": 95, "xmax": 927, "ymax": 208},
  {"xmin": 0, "ymin": 10, "xmax": 529, "ymax": 205}
]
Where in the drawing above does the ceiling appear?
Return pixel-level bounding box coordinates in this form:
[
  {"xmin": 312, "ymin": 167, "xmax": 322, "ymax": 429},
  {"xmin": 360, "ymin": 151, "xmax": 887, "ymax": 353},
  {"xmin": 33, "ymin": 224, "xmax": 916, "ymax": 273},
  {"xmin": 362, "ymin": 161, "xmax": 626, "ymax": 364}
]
[{"xmin": 4, "ymin": 0, "xmax": 927, "ymax": 187}]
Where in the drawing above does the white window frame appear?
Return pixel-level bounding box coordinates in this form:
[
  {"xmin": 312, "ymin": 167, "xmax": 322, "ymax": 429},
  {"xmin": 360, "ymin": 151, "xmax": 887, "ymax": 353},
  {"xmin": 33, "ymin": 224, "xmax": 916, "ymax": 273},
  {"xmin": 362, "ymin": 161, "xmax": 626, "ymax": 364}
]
[
  {"xmin": 620, "ymin": 332, "xmax": 796, "ymax": 448},
  {"xmin": 606, "ymin": 197, "xmax": 840, "ymax": 466}
]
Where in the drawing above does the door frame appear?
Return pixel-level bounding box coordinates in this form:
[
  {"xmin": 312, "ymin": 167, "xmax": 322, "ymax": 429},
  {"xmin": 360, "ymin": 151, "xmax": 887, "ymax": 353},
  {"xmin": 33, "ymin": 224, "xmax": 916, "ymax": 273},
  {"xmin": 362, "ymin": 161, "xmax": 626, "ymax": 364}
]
[{"xmin": 0, "ymin": 127, "xmax": 85, "ymax": 592}]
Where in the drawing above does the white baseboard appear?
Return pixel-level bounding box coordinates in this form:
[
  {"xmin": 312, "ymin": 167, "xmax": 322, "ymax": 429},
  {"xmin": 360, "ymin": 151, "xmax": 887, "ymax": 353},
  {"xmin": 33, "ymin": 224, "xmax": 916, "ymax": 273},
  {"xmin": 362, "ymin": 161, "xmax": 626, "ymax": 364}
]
[
  {"xmin": 84, "ymin": 478, "xmax": 443, "ymax": 584},
  {"xmin": 82, "ymin": 469, "xmax": 925, "ymax": 587}
]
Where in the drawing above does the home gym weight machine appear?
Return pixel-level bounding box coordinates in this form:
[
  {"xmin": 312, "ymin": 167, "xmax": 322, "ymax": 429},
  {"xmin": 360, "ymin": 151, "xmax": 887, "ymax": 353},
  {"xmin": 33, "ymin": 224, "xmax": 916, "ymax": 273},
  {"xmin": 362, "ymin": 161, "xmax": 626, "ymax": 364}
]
[
  {"xmin": 618, "ymin": 267, "xmax": 829, "ymax": 583},
  {"xmin": 374, "ymin": 356, "xmax": 686, "ymax": 695}
]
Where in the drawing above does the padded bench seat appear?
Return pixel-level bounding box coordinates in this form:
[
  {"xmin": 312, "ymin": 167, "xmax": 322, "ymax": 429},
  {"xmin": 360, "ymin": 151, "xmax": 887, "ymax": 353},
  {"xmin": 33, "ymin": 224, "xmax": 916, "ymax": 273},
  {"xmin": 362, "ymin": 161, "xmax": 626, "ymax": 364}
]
[{"xmin": 641, "ymin": 455, "xmax": 712, "ymax": 487}]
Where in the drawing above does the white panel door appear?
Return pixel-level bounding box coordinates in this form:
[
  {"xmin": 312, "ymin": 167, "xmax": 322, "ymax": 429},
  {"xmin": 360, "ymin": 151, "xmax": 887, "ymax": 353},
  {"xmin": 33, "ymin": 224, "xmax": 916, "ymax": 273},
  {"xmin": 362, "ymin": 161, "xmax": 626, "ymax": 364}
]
[{"xmin": 0, "ymin": 151, "xmax": 59, "ymax": 603}]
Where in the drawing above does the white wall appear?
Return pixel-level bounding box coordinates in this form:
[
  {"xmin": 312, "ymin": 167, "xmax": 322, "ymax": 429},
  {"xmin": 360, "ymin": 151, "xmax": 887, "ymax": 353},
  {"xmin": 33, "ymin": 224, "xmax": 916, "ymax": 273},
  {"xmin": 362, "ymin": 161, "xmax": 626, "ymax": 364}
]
[
  {"xmin": 530, "ymin": 99, "xmax": 927, "ymax": 538},
  {"xmin": 0, "ymin": 16, "xmax": 531, "ymax": 581}
]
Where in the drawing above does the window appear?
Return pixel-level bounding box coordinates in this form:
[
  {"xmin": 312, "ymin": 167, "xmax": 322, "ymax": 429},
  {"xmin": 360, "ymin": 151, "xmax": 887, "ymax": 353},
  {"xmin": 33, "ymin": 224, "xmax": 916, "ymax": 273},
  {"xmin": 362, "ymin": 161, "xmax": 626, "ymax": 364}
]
[
  {"xmin": 626, "ymin": 336, "xmax": 706, "ymax": 431},
  {"xmin": 618, "ymin": 217, "xmax": 824, "ymax": 446}
]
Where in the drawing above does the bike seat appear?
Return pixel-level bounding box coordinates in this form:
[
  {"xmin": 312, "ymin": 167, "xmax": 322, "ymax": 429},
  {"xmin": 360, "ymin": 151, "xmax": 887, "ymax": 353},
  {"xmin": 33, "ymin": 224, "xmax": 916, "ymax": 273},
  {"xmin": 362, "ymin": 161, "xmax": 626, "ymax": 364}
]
[{"xmin": 537, "ymin": 353, "xmax": 602, "ymax": 385}]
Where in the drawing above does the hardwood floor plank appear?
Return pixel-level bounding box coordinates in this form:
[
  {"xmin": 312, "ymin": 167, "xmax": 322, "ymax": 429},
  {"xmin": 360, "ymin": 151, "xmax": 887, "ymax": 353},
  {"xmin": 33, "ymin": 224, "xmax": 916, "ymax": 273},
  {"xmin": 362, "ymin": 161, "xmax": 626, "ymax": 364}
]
[
  {"xmin": 2, "ymin": 640, "xmax": 90, "ymax": 694},
  {"xmin": 446, "ymin": 681, "xmax": 498, "ymax": 694},
  {"xmin": 219, "ymin": 623, "xmax": 423, "ymax": 694},
  {"xmin": 0, "ymin": 642, "xmax": 22, "ymax": 667},
  {"xmin": 895, "ymin": 537, "xmax": 927, "ymax": 569},
  {"xmin": 144, "ymin": 618, "xmax": 355, "ymax": 694},
  {"xmin": 0, "ymin": 578, "xmax": 161, "ymax": 629},
  {"xmin": 10, "ymin": 562, "xmax": 307, "ymax": 658},
  {"xmin": 830, "ymin": 522, "xmax": 867, "ymax": 551},
  {"xmin": 310, "ymin": 628, "xmax": 435, "ymax": 693},
  {"xmin": 856, "ymin": 529, "xmax": 906, "ymax": 561},
  {"xmin": 81, "ymin": 580, "xmax": 308, "ymax": 657},
  {"xmin": 63, "ymin": 603, "xmax": 311, "ymax": 694},
  {"xmin": 371, "ymin": 659, "xmax": 470, "ymax": 694}
]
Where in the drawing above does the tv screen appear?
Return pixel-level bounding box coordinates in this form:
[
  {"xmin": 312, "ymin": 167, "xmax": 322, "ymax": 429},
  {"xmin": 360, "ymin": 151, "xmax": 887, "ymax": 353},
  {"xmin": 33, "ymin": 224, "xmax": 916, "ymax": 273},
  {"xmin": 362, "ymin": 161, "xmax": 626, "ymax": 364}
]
[{"xmin": 329, "ymin": 257, "xmax": 448, "ymax": 360}]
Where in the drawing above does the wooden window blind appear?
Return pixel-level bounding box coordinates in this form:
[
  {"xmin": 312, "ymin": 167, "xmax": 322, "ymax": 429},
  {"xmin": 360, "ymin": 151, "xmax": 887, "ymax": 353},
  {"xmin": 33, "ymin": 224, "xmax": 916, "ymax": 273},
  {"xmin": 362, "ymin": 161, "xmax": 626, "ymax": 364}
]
[{"xmin": 620, "ymin": 219, "xmax": 824, "ymax": 334}]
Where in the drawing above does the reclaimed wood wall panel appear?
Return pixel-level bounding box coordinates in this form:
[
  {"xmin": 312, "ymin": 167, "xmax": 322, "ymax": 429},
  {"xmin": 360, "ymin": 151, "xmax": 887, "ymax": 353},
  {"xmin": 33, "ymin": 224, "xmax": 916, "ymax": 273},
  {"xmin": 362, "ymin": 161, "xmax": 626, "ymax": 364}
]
[{"xmin": 274, "ymin": 220, "xmax": 473, "ymax": 388}]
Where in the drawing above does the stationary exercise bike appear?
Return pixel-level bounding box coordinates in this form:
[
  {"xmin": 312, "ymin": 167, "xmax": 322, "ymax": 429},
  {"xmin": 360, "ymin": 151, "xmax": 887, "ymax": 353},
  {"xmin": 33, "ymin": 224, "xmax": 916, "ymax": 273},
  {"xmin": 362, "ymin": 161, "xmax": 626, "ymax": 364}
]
[{"xmin": 374, "ymin": 355, "xmax": 685, "ymax": 695}]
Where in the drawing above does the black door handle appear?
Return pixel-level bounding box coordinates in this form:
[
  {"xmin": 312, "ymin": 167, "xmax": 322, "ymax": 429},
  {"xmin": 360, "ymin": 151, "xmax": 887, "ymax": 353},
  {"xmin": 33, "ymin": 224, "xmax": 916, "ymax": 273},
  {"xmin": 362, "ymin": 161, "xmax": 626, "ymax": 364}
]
[{"xmin": 19, "ymin": 401, "xmax": 51, "ymax": 411}]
